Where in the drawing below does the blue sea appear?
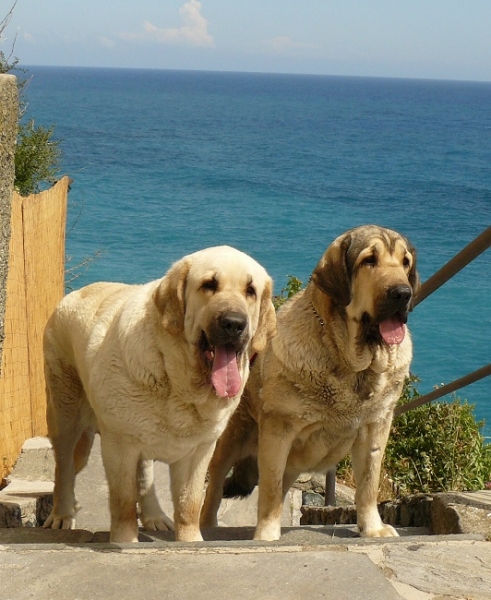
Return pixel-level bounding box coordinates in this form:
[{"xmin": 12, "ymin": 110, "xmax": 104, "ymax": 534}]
[{"xmin": 24, "ymin": 66, "xmax": 491, "ymax": 434}]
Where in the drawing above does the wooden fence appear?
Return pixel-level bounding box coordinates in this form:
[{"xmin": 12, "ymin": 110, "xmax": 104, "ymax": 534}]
[{"xmin": 0, "ymin": 177, "xmax": 69, "ymax": 481}]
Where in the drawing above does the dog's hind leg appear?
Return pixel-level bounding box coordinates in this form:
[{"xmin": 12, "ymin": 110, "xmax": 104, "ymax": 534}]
[
  {"xmin": 137, "ymin": 459, "xmax": 174, "ymax": 532},
  {"xmin": 73, "ymin": 428, "xmax": 96, "ymax": 473},
  {"xmin": 44, "ymin": 362, "xmax": 96, "ymax": 529},
  {"xmin": 200, "ymin": 409, "xmax": 258, "ymax": 528},
  {"xmin": 200, "ymin": 439, "xmax": 245, "ymax": 528}
]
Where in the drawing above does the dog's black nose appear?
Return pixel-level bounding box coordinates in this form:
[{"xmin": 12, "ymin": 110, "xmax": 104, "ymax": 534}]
[
  {"xmin": 219, "ymin": 311, "xmax": 248, "ymax": 339},
  {"xmin": 388, "ymin": 285, "xmax": 412, "ymax": 307}
]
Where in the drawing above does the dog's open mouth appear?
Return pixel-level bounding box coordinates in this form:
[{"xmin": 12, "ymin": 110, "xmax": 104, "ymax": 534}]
[
  {"xmin": 200, "ymin": 333, "xmax": 242, "ymax": 398},
  {"xmin": 378, "ymin": 312, "xmax": 407, "ymax": 345}
]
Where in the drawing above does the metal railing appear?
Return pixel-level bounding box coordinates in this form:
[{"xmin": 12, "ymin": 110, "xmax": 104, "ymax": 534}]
[{"xmin": 324, "ymin": 225, "xmax": 491, "ymax": 506}]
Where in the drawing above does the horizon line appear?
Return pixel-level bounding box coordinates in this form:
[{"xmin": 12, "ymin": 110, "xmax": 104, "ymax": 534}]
[{"xmin": 18, "ymin": 63, "xmax": 491, "ymax": 86}]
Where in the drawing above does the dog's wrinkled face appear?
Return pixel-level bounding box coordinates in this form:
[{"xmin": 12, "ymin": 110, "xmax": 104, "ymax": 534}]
[
  {"xmin": 312, "ymin": 225, "xmax": 420, "ymax": 346},
  {"xmin": 154, "ymin": 246, "xmax": 276, "ymax": 398}
]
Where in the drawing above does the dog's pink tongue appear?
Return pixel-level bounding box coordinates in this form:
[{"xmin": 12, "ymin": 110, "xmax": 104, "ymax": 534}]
[
  {"xmin": 211, "ymin": 346, "xmax": 242, "ymax": 398},
  {"xmin": 379, "ymin": 317, "xmax": 406, "ymax": 345}
]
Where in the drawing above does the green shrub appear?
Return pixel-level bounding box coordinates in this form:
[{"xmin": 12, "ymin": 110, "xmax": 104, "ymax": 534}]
[
  {"xmin": 385, "ymin": 377, "xmax": 491, "ymax": 495},
  {"xmin": 14, "ymin": 119, "xmax": 61, "ymax": 196},
  {"xmin": 338, "ymin": 377, "xmax": 491, "ymax": 497},
  {"xmin": 273, "ymin": 274, "xmax": 303, "ymax": 310}
]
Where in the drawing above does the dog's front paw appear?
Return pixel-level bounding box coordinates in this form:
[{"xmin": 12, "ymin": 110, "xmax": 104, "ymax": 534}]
[
  {"xmin": 141, "ymin": 512, "xmax": 174, "ymax": 532},
  {"xmin": 253, "ymin": 521, "xmax": 281, "ymax": 541},
  {"xmin": 360, "ymin": 523, "xmax": 399, "ymax": 538}
]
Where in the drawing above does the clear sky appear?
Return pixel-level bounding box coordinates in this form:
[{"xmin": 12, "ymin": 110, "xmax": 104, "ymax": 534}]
[{"xmin": 4, "ymin": 0, "xmax": 491, "ymax": 81}]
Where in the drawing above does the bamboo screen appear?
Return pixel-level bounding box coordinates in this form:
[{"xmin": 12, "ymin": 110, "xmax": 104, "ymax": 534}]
[{"xmin": 0, "ymin": 177, "xmax": 68, "ymax": 480}]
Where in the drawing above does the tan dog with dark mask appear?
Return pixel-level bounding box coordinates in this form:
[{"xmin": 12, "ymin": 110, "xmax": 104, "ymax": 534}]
[{"xmin": 201, "ymin": 226, "xmax": 419, "ymax": 540}]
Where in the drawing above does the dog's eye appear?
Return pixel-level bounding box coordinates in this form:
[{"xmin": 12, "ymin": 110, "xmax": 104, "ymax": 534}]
[
  {"xmin": 403, "ymin": 256, "xmax": 411, "ymax": 269},
  {"xmin": 361, "ymin": 255, "xmax": 376, "ymax": 267},
  {"xmin": 201, "ymin": 278, "xmax": 218, "ymax": 293},
  {"xmin": 246, "ymin": 284, "xmax": 256, "ymax": 298}
]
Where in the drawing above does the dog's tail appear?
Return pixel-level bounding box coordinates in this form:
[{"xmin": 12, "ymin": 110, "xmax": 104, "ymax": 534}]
[{"xmin": 222, "ymin": 456, "xmax": 258, "ymax": 498}]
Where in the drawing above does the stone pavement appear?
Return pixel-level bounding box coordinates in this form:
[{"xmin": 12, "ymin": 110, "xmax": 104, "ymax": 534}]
[{"xmin": 1, "ymin": 437, "xmax": 491, "ymax": 600}]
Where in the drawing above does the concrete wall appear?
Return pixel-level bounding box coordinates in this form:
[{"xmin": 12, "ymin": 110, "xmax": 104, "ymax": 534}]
[{"xmin": 0, "ymin": 74, "xmax": 18, "ymax": 371}]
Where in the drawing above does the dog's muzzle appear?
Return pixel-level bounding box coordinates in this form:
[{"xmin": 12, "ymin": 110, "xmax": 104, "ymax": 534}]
[
  {"xmin": 378, "ymin": 285, "xmax": 413, "ymax": 345},
  {"xmin": 201, "ymin": 311, "xmax": 249, "ymax": 399}
]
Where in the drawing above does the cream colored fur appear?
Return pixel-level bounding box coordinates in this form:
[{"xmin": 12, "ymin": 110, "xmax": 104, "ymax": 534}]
[{"xmin": 44, "ymin": 245, "xmax": 276, "ymax": 543}]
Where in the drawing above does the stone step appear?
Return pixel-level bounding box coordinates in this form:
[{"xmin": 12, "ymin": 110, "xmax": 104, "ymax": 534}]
[
  {"xmin": 1, "ymin": 526, "xmax": 490, "ymax": 600},
  {"xmin": 0, "ymin": 523, "xmax": 436, "ymax": 546}
]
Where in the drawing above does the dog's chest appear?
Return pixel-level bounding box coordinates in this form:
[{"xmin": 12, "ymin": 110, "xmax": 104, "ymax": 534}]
[
  {"xmin": 294, "ymin": 368, "xmax": 401, "ymax": 427},
  {"xmin": 285, "ymin": 374, "xmax": 400, "ymax": 465},
  {"xmin": 94, "ymin": 381, "xmax": 236, "ymax": 459}
]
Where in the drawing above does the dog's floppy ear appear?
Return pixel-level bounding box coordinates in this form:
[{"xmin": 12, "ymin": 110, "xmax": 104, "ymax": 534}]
[
  {"xmin": 251, "ymin": 277, "xmax": 277, "ymax": 353},
  {"xmin": 407, "ymin": 241, "xmax": 420, "ymax": 309},
  {"xmin": 311, "ymin": 233, "xmax": 352, "ymax": 307},
  {"xmin": 153, "ymin": 258, "xmax": 191, "ymax": 335}
]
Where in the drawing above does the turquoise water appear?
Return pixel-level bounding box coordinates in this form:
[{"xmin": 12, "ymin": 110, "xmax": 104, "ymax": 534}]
[{"xmin": 25, "ymin": 67, "xmax": 491, "ymax": 430}]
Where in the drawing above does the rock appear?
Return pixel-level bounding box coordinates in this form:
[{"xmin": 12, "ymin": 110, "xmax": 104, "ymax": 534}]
[
  {"xmin": 302, "ymin": 491, "xmax": 324, "ymax": 506},
  {"xmin": 300, "ymin": 504, "xmax": 357, "ymax": 526},
  {"xmin": 432, "ymin": 493, "xmax": 491, "ymax": 537},
  {"xmin": 0, "ymin": 494, "xmax": 52, "ymax": 527},
  {"xmin": 301, "ymin": 491, "xmax": 491, "ymax": 538},
  {"xmin": 381, "ymin": 494, "xmax": 433, "ymax": 528}
]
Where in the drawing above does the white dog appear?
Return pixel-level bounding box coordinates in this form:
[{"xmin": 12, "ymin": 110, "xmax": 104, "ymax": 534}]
[{"xmin": 44, "ymin": 246, "xmax": 276, "ymax": 543}]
